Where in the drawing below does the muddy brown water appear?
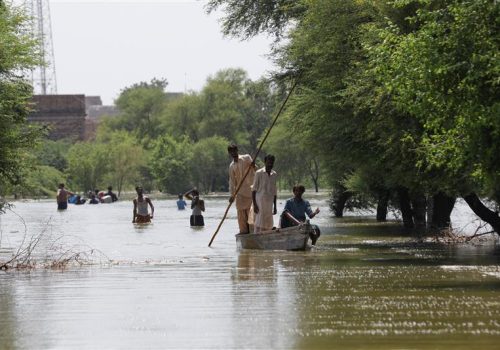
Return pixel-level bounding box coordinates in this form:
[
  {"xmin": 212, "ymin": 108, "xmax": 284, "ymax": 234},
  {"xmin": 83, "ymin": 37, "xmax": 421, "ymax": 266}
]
[{"xmin": 0, "ymin": 196, "xmax": 499, "ymax": 349}]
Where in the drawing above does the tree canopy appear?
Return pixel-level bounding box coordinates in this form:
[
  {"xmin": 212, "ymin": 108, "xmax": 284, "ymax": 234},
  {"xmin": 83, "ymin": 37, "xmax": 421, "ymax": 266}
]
[
  {"xmin": 0, "ymin": 3, "xmax": 41, "ymax": 198},
  {"xmin": 210, "ymin": 0, "xmax": 500, "ymax": 233}
]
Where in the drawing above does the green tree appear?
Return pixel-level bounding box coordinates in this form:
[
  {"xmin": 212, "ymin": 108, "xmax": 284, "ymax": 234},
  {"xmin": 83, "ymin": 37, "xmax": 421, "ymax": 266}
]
[
  {"xmin": 150, "ymin": 135, "xmax": 193, "ymax": 194},
  {"xmin": 198, "ymin": 68, "xmax": 250, "ymax": 144},
  {"xmin": 264, "ymin": 122, "xmax": 308, "ymax": 190},
  {"xmin": 278, "ymin": 0, "xmax": 401, "ymax": 210},
  {"xmin": 210, "ymin": 0, "xmax": 500, "ymax": 233},
  {"xmin": 97, "ymin": 129, "xmax": 145, "ymax": 196},
  {"xmin": 191, "ymin": 136, "xmax": 230, "ymax": 193},
  {"xmin": 33, "ymin": 139, "xmax": 70, "ymax": 172},
  {"xmin": 372, "ymin": 0, "xmax": 500, "ymax": 232},
  {"xmin": 158, "ymin": 70, "xmax": 277, "ymax": 153},
  {"xmin": 0, "ymin": 3, "xmax": 41, "ymax": 197},
  {"xmin": 206, "ymin": 0, "xmax": 306, "ymax": 40},
  {"xmin": 113, "ymin": 78, "xmax": 170, "ymax": 142},
  {"xmin": 211, "ymin": 0, "xmax": 430, "ymax": 222},
  {"xmin": 14, "ymin": 165, "xmax": 66, "ymax": 198},
  {"xmin": 158, "ymin": 93, "xmax": 203, "ymax": 142},
  {"xmin": 66, "ymin": 142, "xmax": 110, "ymax": 192},
  {"xmin": 242, "ymin": 78, "xmax": 279, "ymax": 152}
]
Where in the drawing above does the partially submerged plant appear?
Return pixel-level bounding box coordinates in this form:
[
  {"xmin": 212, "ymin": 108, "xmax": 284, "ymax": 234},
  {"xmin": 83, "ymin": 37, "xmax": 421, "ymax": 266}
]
[
  {"xmin": 429, "ymin": 219, "xmax": 497, "ymax": 244},
  {"xmin": 0, "ymin": 209, "xmax": 109, "ymax": 270}
]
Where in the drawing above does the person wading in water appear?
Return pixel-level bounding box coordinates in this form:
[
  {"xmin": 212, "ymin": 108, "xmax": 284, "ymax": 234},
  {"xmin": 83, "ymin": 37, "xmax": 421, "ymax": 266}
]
[
  {"xmin": 56, "ymin": 183, "xmax": 74, "ymax": 210},
  {"xmin": 132, "ymin": 186, "xmax": 154, "ymax": 224},
  {"xmin": 184, "ymin": 188, "xmax": 205, "ymax": 226}
]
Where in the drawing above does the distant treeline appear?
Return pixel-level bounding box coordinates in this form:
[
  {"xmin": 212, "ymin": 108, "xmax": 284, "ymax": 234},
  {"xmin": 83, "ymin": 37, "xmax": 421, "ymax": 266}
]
[{"xmin": 1, "ymin": 69, "xmax": 324, "ymax": 199}]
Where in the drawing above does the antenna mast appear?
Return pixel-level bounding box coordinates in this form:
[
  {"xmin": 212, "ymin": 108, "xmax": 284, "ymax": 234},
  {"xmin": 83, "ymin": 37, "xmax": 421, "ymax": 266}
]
[{"xmin": 25, "ymin": 0, "xmax": 57, "ymax": 94}]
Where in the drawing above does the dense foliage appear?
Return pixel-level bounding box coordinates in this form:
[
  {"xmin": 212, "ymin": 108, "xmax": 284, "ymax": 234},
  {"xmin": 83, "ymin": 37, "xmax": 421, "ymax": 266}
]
[
  {"xmin": 0, "ymin": 2, "xmax": 41, "ymax": 200},
  {"xmin": 209, "ymin": 0, "xmax": 500, "ymax": 233}
]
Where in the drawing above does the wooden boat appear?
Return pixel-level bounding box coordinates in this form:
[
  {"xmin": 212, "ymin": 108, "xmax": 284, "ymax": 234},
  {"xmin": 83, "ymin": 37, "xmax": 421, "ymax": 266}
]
[{"xmin": 235, "ymin": 223, "xmax": 316, "ymax": 251}]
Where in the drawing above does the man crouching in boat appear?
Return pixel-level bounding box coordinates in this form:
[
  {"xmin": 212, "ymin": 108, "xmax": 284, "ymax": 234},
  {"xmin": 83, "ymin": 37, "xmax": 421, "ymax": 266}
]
[
  {"xmin": 132, "ymin": 186, "xmax": 154, "ymax": 223},
  {"xmin": 280, "ymin": 185, "xmax": 321, "ymax": 245}
]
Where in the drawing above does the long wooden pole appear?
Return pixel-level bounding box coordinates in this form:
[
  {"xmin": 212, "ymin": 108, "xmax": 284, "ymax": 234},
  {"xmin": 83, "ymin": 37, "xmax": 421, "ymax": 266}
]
[{"xmin": 208, "ymin": 77, "xmax": 300, "ymax": 247}]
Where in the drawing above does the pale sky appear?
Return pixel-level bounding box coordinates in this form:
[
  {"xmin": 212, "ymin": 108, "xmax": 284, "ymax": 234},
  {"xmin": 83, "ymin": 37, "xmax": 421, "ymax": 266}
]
[{"xmin": 30, "ymin": 0, "xmax": 276, "ymax": 104}]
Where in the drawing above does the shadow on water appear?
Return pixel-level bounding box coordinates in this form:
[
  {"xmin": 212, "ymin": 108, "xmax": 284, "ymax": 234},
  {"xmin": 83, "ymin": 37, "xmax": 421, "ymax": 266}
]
[
  {"xmin": 417, "ymin": 280, "xmax": 500, "ymax": 291},
  {"xmin": 0, "ymin": 275, "xmax": 16, "ymax": 350},
  {"xmin": 318, "ymin": 215, "xmax": 500, "ymax": 267}
]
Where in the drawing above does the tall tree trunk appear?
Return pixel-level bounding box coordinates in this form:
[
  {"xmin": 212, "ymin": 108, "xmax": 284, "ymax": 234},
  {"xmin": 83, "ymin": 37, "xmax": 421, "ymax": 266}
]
[
  {"xmin": 209, "ymin": 176, "xmax": 216, "ymax": 193},
  {"xmin": 330, "ymin": 184, "xmax": 352, "ymax": 218},
  {"xmin": 429, "ymin": 192, "xmax": 456, "ymax": 229},
  {"xmin": 463, "ymin": 193, "xmax": 500, "ymax": 235},
  {"xmin": 307, "ymin": 158, "xmax": 320, "ymax": 192},
  {"xmin": 397, "ymin": 187, "xmax": 414, "ymax": 228},
  {"xmin": 376, "ymin": 191, "xmax": 390, "ymax": 222},
  {"xmin": 117, "ymin": 175, "xmax": 124, "ymax": 196},
  {"xmin": 333, "ymin": 191, "xmax": 351, "ymax": 217},
  {"xmin": 411, "ymin": 193, "xmax": 427, "ymax": 228},
  {"xmin": 426, "ymin": 195, "xmax": 433, "ymax": 228}
]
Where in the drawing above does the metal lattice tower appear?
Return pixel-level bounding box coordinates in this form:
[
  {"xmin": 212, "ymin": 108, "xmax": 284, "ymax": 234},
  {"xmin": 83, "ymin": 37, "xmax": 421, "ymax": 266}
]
[{"xmin": 24, "ymin": 0, "xmax": 57, "ymax": 94}]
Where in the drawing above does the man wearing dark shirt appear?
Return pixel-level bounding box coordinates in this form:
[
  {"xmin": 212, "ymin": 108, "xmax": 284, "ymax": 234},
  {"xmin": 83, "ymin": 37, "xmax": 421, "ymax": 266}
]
[
  {"xmin": 106, "ymin": 186, "xmax": 118, "ymax": 202},
  {"xmin": 280, "ymin": 185, "xmax": 321, "ymax": 244}
]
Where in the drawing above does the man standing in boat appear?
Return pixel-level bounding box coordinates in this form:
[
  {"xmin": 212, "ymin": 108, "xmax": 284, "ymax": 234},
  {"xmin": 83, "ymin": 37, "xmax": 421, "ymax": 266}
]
[
  {"xmin": 252, "ymin": 154, "xmax": 277, "ymax": 233},
  {"xmin": 228, "ymin": 144, "xmax": 256, "ymax": 234}
]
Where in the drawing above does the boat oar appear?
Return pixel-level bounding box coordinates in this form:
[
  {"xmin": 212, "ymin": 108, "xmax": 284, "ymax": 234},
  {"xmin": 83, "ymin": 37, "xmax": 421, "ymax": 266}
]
[{"xmin": 208, "ymin": 77, "xmax": 300, "ymax": 247}]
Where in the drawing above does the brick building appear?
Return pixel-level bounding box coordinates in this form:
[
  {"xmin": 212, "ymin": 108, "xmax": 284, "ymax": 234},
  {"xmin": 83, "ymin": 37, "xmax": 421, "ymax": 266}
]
[{"xmin": 28, "ymin": 95, "xmax": 87, "ymax": 141}]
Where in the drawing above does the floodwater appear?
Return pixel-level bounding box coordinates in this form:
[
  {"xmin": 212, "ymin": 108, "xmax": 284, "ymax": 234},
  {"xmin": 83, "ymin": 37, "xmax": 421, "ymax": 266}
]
[{"xmin": 0, "ymin": 195, "xmax": 499, "ymax": 349}]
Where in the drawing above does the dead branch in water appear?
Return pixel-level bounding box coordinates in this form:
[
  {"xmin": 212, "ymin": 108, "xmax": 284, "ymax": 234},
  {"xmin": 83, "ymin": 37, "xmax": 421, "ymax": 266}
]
[
  {"xmin": 429, "ymin": 219, "xmax": 497, "ymax": 244},
  {"xmin": 0, "ymin": 209, "xmax": 109, "ymax": 270}
]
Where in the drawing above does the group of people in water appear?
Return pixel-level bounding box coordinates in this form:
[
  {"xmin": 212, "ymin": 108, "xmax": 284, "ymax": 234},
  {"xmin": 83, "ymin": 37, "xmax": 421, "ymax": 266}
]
[
  {"xmin": 56, "ymin": 184, "xmax": 118, "ymax": 209},
  {"xmin": 56, "ymin": 144, "xmax": 320, "ymax": 240},
  {"xmin": 132, "ymin": 186, "xmax": 205, "ymax": 225}
]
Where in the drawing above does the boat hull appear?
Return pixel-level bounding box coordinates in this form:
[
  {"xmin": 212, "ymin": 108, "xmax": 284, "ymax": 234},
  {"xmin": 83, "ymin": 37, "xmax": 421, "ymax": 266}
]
[{"xmin": 235, "ymin": 224, "xmax": 314, "ymax": 251}]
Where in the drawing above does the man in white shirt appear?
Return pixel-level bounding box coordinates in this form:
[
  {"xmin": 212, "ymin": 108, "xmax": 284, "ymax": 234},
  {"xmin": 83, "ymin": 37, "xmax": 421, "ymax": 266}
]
[
  {"xmin": 228, "ymin": 144, "xmax": 256, "ymax": 234},
  {"xmin": 252, "ymin": 154, "xmax": 277, "ymax": 233}
]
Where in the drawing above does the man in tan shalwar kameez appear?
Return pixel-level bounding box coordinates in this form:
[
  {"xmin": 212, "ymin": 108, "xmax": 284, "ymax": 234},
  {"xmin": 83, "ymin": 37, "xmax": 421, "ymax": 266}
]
[{"xmin": 228, "ymin": 144, "xmax": 256, "ymax": 234}]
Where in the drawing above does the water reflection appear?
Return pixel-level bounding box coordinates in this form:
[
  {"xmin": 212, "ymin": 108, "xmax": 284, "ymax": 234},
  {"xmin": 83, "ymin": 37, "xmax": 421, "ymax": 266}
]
[
  {"xmin": 231, "ymin": 251, "xmax": 298, "ymax": 349},
  {"xmin": 189, "ymin": 225, "xmax": 205, "ymax": 232},
  {"xmin": 234, "ymin": 251, "xmax": 277, "ymax": 281},
  {"xmin": 0, "ymin": 275, "xmax": 16, "ymax": 350}
]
